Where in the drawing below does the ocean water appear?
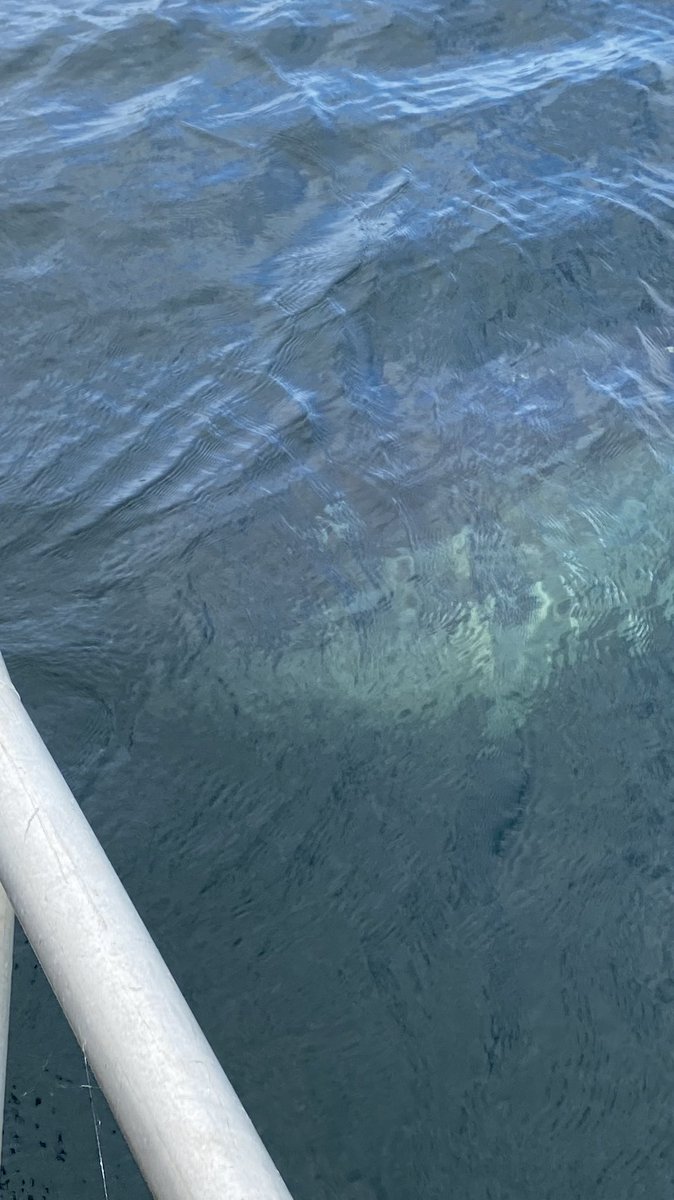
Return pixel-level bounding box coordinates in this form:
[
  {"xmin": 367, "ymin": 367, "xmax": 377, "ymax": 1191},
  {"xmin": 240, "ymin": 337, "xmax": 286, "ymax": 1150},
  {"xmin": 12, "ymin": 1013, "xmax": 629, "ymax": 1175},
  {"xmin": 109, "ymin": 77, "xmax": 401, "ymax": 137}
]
[{"xmin": 3, "ymin": 0, "xmax": 674, "ymax": 1196}]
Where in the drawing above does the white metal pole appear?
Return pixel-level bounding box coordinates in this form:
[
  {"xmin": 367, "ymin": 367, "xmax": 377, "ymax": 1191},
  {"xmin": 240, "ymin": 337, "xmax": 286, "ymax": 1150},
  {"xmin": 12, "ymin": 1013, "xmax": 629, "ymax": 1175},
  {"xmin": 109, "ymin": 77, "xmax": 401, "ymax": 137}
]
[
  {"xmin": 0, "ymin": 882, "xmax": 13, "ymax": 1160},
  {"xmin": 0, "ymin": 653, "xmax": 293, "ymax": 1200}
]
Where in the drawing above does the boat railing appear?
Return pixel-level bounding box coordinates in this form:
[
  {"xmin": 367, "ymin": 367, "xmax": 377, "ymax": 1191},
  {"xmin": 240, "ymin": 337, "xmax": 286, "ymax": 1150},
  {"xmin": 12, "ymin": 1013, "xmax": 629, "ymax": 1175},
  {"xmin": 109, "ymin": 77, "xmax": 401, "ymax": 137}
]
[{"xmin": 0, "ymin": 651, "xmax": 294, "ymax": 1200}]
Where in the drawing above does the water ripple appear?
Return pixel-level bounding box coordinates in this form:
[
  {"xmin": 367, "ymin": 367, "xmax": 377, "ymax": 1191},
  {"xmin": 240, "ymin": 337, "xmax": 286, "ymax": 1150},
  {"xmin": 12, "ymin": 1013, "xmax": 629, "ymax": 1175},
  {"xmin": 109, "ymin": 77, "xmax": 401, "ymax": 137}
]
[{"xmin": 281, "ymin": 27, "xmax": 674, "ymax": 121}]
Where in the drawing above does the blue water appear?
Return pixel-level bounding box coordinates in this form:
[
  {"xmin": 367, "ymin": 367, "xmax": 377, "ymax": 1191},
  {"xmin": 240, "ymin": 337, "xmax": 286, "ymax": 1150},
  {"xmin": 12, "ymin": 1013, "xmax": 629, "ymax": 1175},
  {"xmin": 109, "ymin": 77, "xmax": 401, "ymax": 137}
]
[{"xmin": 4, "ymin": 1, "xmax": 674, "ymax": 1197}]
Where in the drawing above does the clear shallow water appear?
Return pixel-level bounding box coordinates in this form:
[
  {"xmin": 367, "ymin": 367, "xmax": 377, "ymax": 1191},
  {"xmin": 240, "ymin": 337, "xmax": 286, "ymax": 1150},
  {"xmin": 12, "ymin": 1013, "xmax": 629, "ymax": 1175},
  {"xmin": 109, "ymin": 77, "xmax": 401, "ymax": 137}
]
[{"xmin": 3, "ymin": 0, "xmax": 674, "ymax": 1196}]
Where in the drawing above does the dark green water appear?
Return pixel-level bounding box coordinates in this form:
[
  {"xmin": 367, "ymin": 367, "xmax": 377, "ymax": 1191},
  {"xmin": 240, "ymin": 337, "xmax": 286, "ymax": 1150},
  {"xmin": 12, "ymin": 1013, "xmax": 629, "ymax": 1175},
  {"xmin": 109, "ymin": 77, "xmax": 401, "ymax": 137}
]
[{"xmin": 4, "ymin": 1, "xmax": 674, "ymax": 1196}]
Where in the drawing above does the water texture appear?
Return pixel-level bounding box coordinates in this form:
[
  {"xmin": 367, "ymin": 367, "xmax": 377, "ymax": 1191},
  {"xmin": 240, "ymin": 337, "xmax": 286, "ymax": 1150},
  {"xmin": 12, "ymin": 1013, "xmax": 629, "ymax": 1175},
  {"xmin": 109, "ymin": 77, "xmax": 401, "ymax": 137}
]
[{"xmin": 3, "ymin": 1, "xmax": 674, "ymax": 1197}]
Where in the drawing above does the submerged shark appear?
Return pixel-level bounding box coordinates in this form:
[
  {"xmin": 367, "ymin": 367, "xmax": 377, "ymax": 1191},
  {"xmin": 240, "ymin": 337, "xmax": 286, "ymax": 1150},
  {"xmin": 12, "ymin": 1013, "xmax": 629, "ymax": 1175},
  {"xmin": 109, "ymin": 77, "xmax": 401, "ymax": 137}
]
[{"xmin": 165, "ymin": 323, "xmax": 674, "ymax": 740}]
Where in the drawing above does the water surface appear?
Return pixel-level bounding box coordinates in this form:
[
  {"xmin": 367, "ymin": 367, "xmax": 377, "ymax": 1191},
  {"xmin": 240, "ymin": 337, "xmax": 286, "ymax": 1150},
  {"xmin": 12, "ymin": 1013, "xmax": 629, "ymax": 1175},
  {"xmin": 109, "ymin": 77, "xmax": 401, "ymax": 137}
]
[{"xmin": 3, "ymin": 1, "xmax": 674, "ymax": 1197}]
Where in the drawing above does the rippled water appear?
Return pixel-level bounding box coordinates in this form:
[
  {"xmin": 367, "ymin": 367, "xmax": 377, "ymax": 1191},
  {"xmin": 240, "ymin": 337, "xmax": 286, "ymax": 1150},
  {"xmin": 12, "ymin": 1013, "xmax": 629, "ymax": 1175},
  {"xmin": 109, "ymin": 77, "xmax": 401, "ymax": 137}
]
[{"xmin": 4, "ymin": 1, "xmax": 674, "ymax": 1197}]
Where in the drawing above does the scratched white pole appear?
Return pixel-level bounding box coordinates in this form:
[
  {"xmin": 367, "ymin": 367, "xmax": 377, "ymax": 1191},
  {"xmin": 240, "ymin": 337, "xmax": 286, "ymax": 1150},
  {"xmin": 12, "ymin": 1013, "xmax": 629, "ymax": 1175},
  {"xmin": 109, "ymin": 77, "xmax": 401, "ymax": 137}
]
[
  {"xmin": 0, "ymin": 653, "xmax": 293, "ymax": 1200},
  {"xmin": 0, "ymin": 882, "xmax": 13, "ymax": 1161}
]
